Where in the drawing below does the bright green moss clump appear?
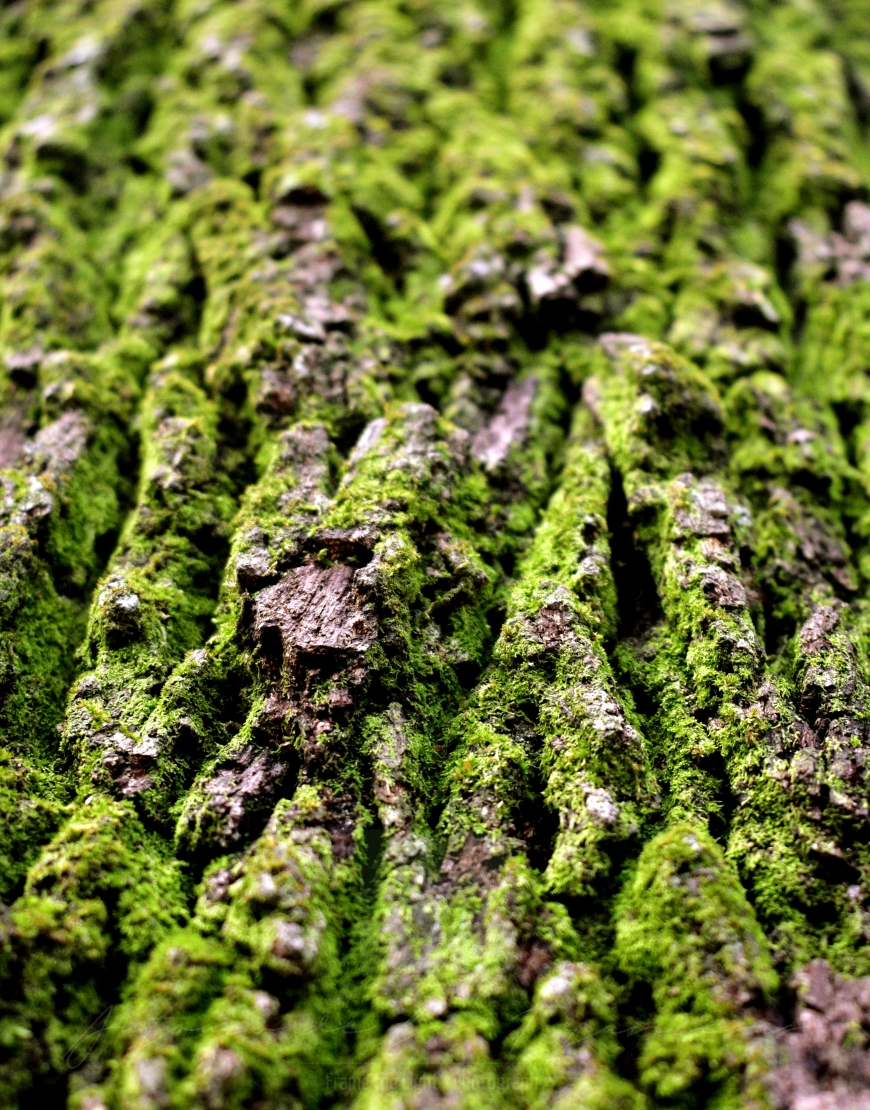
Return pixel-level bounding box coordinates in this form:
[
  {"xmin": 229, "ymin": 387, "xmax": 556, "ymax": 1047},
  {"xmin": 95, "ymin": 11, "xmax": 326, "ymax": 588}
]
[{"xmin": 614, "ymin": 823, "xmax": 778, "ymax": 1108}]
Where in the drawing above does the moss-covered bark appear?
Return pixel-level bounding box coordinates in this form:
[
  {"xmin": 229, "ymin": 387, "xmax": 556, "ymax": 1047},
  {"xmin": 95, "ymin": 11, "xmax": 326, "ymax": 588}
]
[{"xmin": 4, "ymin": 0, "xmax": 870, "ymax": 1107}]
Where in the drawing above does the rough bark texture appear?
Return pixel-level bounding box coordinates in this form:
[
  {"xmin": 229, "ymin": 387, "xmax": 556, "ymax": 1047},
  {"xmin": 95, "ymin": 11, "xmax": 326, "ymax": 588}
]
[{"xmin": 4, "ymin": 0, "xmax": 870, "ymax": 1107}]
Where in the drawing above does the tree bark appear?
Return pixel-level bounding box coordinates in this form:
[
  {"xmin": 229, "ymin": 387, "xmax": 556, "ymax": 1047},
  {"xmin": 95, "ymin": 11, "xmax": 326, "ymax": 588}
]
[{"xmin": 2, "ymin": 0, "xmax": 870, "ymax": 1107}]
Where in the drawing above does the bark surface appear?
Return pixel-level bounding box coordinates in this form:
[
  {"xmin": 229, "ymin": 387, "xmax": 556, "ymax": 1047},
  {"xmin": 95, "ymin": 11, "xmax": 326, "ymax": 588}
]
[{"xmin": 3, "ymin": 0, "xmax": 870, "ymax": 1108}]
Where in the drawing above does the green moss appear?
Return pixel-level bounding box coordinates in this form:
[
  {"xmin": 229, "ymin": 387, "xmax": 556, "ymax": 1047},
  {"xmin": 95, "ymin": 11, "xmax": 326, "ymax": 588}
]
[
  {"xmin": 63, "ymin": 353, "xmax": 237, "ymax": 807},
  {"xmin": 101, "ymin": 396, "xmax": 529, "ymax": 1106},
  {"xmin": 506, "ymin": 961, "xmax": 644, "ymax": 1110},
  {"xmin": 4, "ymin": 0, "xmax": 870, "ymax": 1104},
  {"xmin": 614, "ymin": 823, "xmax": 777, "ymax": 1108},
  {"xmin": 106, "ymin": 786, "xmax": 348, "ymax": 1110},
  {"xmin": 352, "ymin": 408, "xmax": 653, "ymax": 1105},
  {"xmin": 0, "ymin": 346, "xmax": 241, "ymax": 1101},
  {"xmin": 746, "ymin": 1, "xmax": 861, "ymax": 234},
  {"xmin": 0, "ymin": 750, "xmax": 69, "ymax": 902},
  {"xmin": 0, "ymin": 0, "xmax": 195, "ymax": 904},
  {"xmin": 0, "ymin": 796, "xmax": 186, "ymax": 1105},
  {"xmin": 595, "ymin": 333, "xmax": 870, "ymax": 979}
]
